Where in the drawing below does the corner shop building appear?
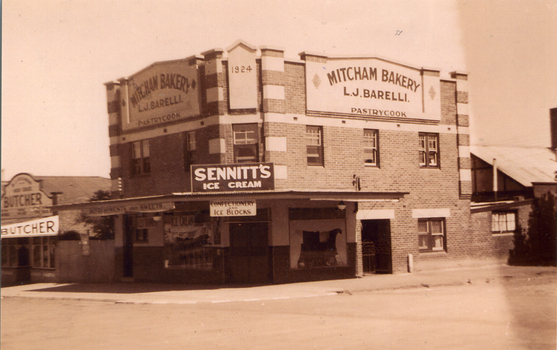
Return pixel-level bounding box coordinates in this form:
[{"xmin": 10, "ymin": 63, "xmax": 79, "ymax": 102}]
[{"xmin": 58, "ymin": 40, "xmax": 478, "ymax": 284}]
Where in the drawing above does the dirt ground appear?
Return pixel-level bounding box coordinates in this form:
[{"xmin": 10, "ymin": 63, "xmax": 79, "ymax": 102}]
[{"xmin": 1, "ymin": 271, "xmax": 555, "ymax": 350}]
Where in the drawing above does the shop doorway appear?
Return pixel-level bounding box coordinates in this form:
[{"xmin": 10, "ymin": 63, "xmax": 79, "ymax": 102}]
[
  {"xmin": 123, "ymin": 215, "xmax": 134, "ymax": 279},
  {"xmin": 361, "ymin": 219, "xmax": 392, "ymax": 274},
  {"xmin": 229, "ymin": 222, "xmax": 269, "ymax": 284}
]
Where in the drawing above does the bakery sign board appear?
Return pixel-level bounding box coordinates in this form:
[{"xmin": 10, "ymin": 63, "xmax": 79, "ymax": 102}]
[
  {"xmin": 305, "ymin": 57, "xmax": 441, "ymax": 121},
  {"xmin": 121, "ymin": 59, "xmax": 201, "ymax": 130},
  {"xmin": 1, "ymin": 173, "xmax": 53, "ymax": 219},
  {"xmin": 191, "ymin": 163, "xmax": 275, "ymax": 193}
]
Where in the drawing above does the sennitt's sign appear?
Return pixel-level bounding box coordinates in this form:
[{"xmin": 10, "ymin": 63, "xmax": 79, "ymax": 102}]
[
  {"xmin": 83, "ymin": 201, "xmax": 175, "ymax": 217},
  {"xmin": 210, "ymin": 200, "xmax": 256, "ymax": 217},
  {"xmin": 1, "ymin": 215, "xmax": 59, "ymax": 239},
  {"xmin": 305, "ymin": 57, "xmax": 441, "ymax": 121},
  {"xmin": 1, "ymin": 173, "xmax": 53, "ymax": 219},
  {"xmin": 121, "ymin": 59, "xmax": 201, "ymax": 130},
  {"xmin": 191, "ymin": 163, "xmax": 275, "ymax": 193}
]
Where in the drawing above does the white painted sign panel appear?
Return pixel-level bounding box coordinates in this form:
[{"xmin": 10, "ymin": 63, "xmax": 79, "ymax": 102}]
[
  {"xmin": 122, "ymin": 59, "xmax": 201, "ymax": 130},
  {"xmin": 210, "ymin": 200, "xmax": 256, "ymax": 217},
  {"xmin": 305, "ymin": 58, "xmax": 441, "ymax": 121},
  {"xmin": 1, "ymin": 173, "xmax": 53, "ymax": 219},
  {"xmin": 228, "ymin": 42, "xmax": 257, "ymax": 109},
  {"xmin": 1, "ymin": 215, "xmax": 59, "ymax": 238}
]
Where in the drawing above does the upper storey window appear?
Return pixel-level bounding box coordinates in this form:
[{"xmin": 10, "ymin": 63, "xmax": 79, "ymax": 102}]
[
  {"xmin": 131, "ymin": 140, "xmax": 150, "ymax": 176},
  {"xmin": 306, "ymin": 126, "xmax": 324, "ymax": 166},
  {"xmin": 419, "ymin": 133, "xmax": 439, "ymax": 168},
  {"xmin": 184, "ymin": 131, "xmax": 196, "ymax": 171},
  {"xmin": 233, "ymin": 124, "xmax": 258, "ymax": 163},
  {"xmin": 364, "ymin": 129, "xmax": 379, "ymax": 167}
]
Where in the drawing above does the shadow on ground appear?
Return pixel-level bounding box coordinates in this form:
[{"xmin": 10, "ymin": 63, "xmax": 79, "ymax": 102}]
[{"xmin": 27, "ymin": 282, "xmax": 267, "ymax": 294}]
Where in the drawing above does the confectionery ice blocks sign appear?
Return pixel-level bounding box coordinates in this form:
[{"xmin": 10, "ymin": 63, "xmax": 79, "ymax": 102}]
[
  {"xmin": 305, "ymin": 57, "xmax": 441, "ymax": 121},
  {"xmin": 121, "ymin": 59, "xmax": 201, "ymax": 130}
]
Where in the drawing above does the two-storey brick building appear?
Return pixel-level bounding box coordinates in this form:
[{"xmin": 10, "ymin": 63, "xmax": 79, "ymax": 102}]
[{"xmin": 77, "ymin": 40, "xmax": 474, "ymax": 284}]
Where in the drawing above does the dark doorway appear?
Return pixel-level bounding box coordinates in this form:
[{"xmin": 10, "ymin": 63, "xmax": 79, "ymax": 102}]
[
  {"xmin": 229, "ymin": 222, "xmax": 269, "ymax": 284},
  {"xmin": 361, "ymin": 219, "xmax": 392, "ymax": 274},
  {"xmin": 123, "ymin": 215, "xmax": 134, "ymax": 278}
]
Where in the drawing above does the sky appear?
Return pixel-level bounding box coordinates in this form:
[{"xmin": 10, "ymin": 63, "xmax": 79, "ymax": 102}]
[{"xmin": 2, "ymin": 0, "xmax": 556, "ymax": 180}]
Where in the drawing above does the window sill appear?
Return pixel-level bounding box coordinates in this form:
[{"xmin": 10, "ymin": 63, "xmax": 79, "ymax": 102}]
[
  {"xmin": 419, "ymin": 250, "xmax": 447, "ymax": 254},
  {"xmin": 492, "ymin": 232, "xmax": 514, "ymax": 237}
]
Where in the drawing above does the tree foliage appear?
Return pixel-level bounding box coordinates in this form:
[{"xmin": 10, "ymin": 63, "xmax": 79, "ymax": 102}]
[
  {"xmin": 509, "ymin": 191, "xmax": 557, "ymax": 266},
  {"xmin": 81, "ymin": 190, "xmax": 115, "ymax": 240}
]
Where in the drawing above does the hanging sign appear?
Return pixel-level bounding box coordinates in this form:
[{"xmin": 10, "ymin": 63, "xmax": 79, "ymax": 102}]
[
  {"xmin": 191, "ymin": 163, "xmax": 275, "ymax": 193},
  {"xmin": 210, "ymin": 200, "xmax": 256, "ymax": 217},
  {"xmin": 1, "ymin": 215, "xmax": 59, "ymax": 239},
  {"xmin": 83, "ymin": 201, "xmax": 175, "ymax": 217}
]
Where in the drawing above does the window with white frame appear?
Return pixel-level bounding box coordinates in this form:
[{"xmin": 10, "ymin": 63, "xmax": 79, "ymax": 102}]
[
  {"xmin": 306, "ymin": 126, "xmax": 323, "ymax": 166},
  {"xmin": 419, "ymin": 133, "xmax": 439, "ymax": 168},
  {"xmin": 364, "ymin": 129, "xmax": 379, "ymax": 166},
  {"xmin": 492, "ymin": 211, "xmax": 516, "ymax": 234},
  {"xmin": 233, "ymin": 124, "xmax": 258, "ymax": 163},
  {"xmin": 131, "ymin": 140, "xmax": 150, "ymax": 176},
  {"xmin": 418, "ymin": 218, "xmax": 446, "ymax": 252}
]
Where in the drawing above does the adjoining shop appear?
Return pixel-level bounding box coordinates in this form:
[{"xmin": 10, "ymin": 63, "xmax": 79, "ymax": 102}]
[{"xmin": 1, "ymin": 173, "xmax": 113, "ymax": 286}]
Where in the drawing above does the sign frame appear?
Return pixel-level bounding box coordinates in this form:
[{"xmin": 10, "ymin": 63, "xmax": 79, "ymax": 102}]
[
  {"xmin": 191, "ymin": 163, "xmax": 275, "ymax": 193},
  {"xmin": 305, "ymin": 57, "xmax": 441, "ymax": 121},
  {"xmin": 121, "ymin": 59, "xmax": 201, "ymax": 131},
  {"xmin": 210, "ymin": 200, "xmax": 257, "ymax": 217}
]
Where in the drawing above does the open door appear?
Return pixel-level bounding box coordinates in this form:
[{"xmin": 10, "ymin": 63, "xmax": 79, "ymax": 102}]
[{"xmin": 361, "ymin": 219, "xmax": 392, "ymax": 274}]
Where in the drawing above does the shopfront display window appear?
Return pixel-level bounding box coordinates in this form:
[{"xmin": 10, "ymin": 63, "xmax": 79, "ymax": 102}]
[
  {"xmin": 289, "ymin": 208, "xmax": 347, "ymax": 269},
  {"xmin": 31, "ymin": 236, "xmax": 55, "ymax": 269},
  {"xmin": 163, "ymin": 213, "xmax": 216, "ymax": 270},
  {"xmin": 1, "ymin": 238, "xmax": 31, "ymax": 267}
]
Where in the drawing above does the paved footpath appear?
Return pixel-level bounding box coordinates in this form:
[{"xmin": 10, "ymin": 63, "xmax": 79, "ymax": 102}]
[{"xmin": 2, "ymin": 264, "xmax": 555, "ymax": 305}]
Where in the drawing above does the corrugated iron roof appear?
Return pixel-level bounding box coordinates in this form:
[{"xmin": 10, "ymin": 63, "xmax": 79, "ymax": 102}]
[
  {"xmin": 14, "ymin": 175, "xmax": 111, "ymax": 205},
  {"xmin": 471, "ymin": 145, "xmax": 556, "ymax": 187}
]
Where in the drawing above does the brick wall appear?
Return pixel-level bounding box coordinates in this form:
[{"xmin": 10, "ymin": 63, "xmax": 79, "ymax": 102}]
[{"xmin": 107, "ymin": 46, "xmax": 476, "ymax": 274}]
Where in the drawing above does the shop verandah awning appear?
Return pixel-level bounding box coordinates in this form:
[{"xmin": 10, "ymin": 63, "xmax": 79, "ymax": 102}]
[{"xmin": 50, "ymin": 190, "xmax": 408, "ymax": 216}]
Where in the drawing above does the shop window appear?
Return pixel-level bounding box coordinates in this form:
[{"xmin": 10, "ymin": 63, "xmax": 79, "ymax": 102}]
[
  {"xmin": 306, "ymin": 126, "xmax": 323, "ymax": 166},
  {"xmin": 364, "ymin": 129, "xmax": 379, "ymax": 166},
  {"xmin": 131, "ymin": 140, "xmax": 151, "ymax": 176},
  {"xmin": 492, "ymin": 211, "xmax": 516, "ymax": 234},
  {"xmin": 418, "ymin": 218, "xmax": 446, "ymax": 252},
  {"xmin": 419, "ymin": 133, "xmax": 439, "ymax": 168},
  {"xmin": 163, "ymin": 214, "xmax": 216, "ymax": 270},
  {"xmin": 31, "ymin": 237, "xmax": 55, "ymax": 269},
  {"xmin": 289, "ymin": 208, "xmax": 347, "ymax": 269},
  {"xmin": 233, "ymin": 124, "xmax": 258, "ymax": 163},
  {"xmin": 1, "ymin": 238, "xmax": 30, "ymax": 267},
  {"xmin": 184, "ymin": 131, "xmax": 196, "ymax": 170}
]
